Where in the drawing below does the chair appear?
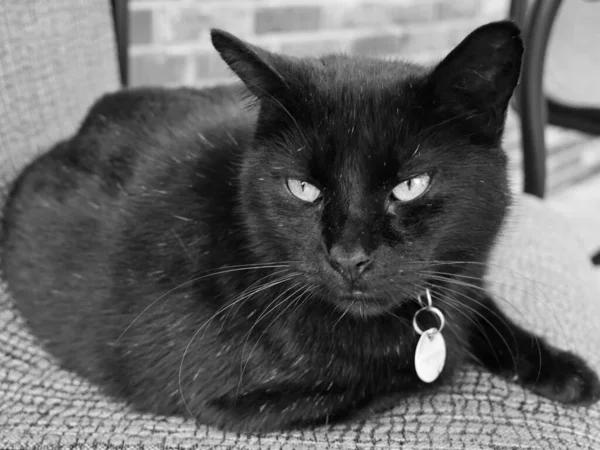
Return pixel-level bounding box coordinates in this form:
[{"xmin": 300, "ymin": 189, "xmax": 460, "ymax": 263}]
[
  {"xmin": 510, "ymin": 0, "xmax": 600, "ymax": 198},
  {"xmin": 1, "ymin": 2, "xmax": 599, "ymax": 448},
  {"xmin": 510, "ymin": 0, "xmax": 600, "ymax": 264}
]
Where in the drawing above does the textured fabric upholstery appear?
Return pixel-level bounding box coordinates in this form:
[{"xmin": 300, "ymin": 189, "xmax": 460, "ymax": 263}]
[
  {"xmin": 1, "ymin": 2, "xmax": 600, "ymax": 449},
  {"xmin": 0, "ymin": 0, "xmax": 120, "ymax": 187}
]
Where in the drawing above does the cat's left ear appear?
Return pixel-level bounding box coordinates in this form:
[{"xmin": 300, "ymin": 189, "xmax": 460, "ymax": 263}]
[
  {"xmin": 211, "ymin": 29, "xmax": 292, "ymax": 102},
  {"xmin": 429, "ymin": 21, "xmax": 523, "ymax": 131}
]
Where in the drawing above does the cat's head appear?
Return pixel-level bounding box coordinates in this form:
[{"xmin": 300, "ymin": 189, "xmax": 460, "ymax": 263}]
[{"xmin": 212, "ymin": 22, "xmax": 523, "ymax": 318}]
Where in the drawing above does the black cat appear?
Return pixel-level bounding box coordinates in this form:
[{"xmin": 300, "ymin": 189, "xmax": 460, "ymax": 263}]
[{"xmin": 1, "ymin": 21, "xmax": 598, "ymax": 433}]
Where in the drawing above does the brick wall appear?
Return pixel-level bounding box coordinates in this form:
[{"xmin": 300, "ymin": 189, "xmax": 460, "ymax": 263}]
[
  {"xmin": 127, "ymin": 0, "xmax": 600, "ymax": 195},
  {"xmin": 128, "ymin": 0, "xmax": 510, "ymax": 88}
]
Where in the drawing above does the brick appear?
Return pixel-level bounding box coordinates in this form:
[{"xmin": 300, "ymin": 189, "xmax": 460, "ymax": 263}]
[
  {"xmin": 160, "ymin": 6, "xmax": 211, "ymax": 42},
  {"xmin": 157, "ymin": 5, "xmax": 254, "ymax": 43},
  {"xmin": 280, "ymin": 38, "xmax": 348, "ymax": 57},
  {"xmin": 202, "ymin": 6, "xmax": 254, "ymax": 38},
  {"xmin": 195, "ymin": 52, "xmax": 234, "ymax": 80},
  {"xmin": 130, "ymin": 9, "xmax": 153, "ymax": 45},
  {"xmin": 323, "ymin": 2, "xmax": 435, "ymax": 29},
  {"xmin": 129, "ymin": 53, "xmax": 189, "ymax": 86},
  {"xmin": 480, "ymin": 0, "xmax": 510, "ymax": 19},
  {"xmin": 360, "ymin": 22, "xmax": 485, "ymax": 61},
  {"xmin": 397, "ymin": 23, "xmax": 480, "ymax": 55},
  {"xmin": 255, "ymin": 6, "xmax": 321, "ymax": 34},
  {"xmin": 435, "ymin": 0, "xmax": 482, "ymax": 19},
  {"xmin": 351, "ymin": 32, "xmax": 408, "ymax": 56}
]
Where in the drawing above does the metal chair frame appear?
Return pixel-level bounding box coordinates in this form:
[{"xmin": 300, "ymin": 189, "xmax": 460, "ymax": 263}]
[{"xmin": 510, "ymin": 0, "xmax": 600, "ymax": 198}]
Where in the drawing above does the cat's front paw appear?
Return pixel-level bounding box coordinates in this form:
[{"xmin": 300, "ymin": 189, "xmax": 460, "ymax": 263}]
[{"xmin": 518, "ymin": 349, "xmax": 600, "ymax": 405}]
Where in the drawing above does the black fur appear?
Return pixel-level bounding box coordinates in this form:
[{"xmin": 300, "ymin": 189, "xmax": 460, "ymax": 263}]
[{"xmin": 1, "ymin": 21, "xmax": 598, "ymax": 433}]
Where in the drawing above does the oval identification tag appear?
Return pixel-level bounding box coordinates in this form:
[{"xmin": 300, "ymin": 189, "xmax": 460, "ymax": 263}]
[{"xmin": 414, "ymin": 327, "xmax": 446, "ymax": 383}]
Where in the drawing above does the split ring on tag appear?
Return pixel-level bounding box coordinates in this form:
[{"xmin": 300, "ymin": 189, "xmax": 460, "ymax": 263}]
[
  {"xmin": 412, "ymin": 305, "xmax": 445, "ymax": 336},
  {"xmin": 413, "ymin": 289, "xmax": 447, "ymax": 384}
]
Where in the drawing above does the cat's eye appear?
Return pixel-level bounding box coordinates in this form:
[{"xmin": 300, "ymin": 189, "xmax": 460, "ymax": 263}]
[
  {"xmin": 286, "ymin": 179, "xmax": 321, "ymax": 203},
  {"xmin": 391, "ymin": 174, "xmax": 431, "ymax": 202}
]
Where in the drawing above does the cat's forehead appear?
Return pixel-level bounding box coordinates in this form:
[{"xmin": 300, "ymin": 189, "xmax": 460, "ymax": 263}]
[
  {"xmin": 300, "ymin": 55, "xmax": 429, "ymax": 130},
  {"xmin": 318, "ymin": 54, "xmax": 428, "ymax": 81},
  {"xmin": 276, "ymin": 59, "xmax": 432, "ymax": 187},
  {"xmin": 312, "ymin": 55, "xmax": 428, "ymax": 98},
  {"xmin": 292, "ymin": 56, "xmax": 428, "ymax": 155}
]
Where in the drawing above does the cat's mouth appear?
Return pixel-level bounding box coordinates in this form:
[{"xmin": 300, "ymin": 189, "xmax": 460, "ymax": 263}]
[{"xmin": 334, "ymin": 292, "xmax": 405, "ymax": 318}]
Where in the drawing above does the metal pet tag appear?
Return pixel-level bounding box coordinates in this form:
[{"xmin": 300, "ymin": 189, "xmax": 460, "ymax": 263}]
[{"xmin": 414, "ymin": 328, "xmax": 446, "ymax": 383}]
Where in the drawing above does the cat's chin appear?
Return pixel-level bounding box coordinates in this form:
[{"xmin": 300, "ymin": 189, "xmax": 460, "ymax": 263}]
[{"xmin": 334, "ymin": 293, "xmax": 402, "ymax": 319}]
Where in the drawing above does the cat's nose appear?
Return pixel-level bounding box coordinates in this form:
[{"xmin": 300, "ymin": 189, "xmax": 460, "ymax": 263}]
[{"xmin": 329, "ymin": 245, "xmax": 373, "ymax": 281}]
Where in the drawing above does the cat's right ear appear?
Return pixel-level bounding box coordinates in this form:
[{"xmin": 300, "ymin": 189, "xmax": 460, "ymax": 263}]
[
  {"xmin": 211, "ymin": 29, "xmax": 291, "ymax": 101},
  {"xmin": 427, "ymin": 21, "xmax": 523, "ymax": 138}
]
